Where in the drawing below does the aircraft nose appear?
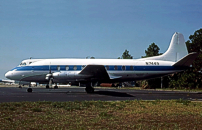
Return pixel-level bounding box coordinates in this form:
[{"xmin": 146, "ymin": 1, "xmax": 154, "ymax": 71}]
[{"xmin": 5, "ymin": 71, "xmax": 12, "ymax": 79}]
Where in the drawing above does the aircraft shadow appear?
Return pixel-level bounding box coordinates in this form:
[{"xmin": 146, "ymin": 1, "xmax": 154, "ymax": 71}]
[{"xmin": 94, "ymin": 90, "xmax": 134, "ymax": 97}]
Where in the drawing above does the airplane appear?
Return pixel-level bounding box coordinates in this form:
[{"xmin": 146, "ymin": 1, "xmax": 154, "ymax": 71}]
[{"xmin": 5, "ymin": 32, "xmax": 198, "ymax": 93}]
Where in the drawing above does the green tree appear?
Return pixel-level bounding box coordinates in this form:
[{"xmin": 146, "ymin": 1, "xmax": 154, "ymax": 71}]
[
  {"xmin": 142, "ymin": 43, "xmax": 161, "ymax": 58},
  {"xmin": 118, "ymin": 50, "xmax": 133, "ymax": 59},
  {"xmin": 169, "ymin": 28, "xmax": 202, "ymax": 89}
]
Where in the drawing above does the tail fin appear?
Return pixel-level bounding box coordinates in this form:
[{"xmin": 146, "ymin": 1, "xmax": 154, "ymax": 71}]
[{"xmin": 141, "ymin": 32, "xmax": 188, "ymax": 62}]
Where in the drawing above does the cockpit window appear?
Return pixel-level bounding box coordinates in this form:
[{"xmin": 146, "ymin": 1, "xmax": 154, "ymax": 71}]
[{"xmin": 20, "ymin": 62, "xmax": 26, "ymax": 66}]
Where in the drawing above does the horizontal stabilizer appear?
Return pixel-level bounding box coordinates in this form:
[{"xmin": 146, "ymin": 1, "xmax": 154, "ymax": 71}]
[
  {"xmin": 79, "ymin": 65, "xmax": 110, "ymax": 79},
  {"xmin": 173, "ymin": 52, "xmax": 198, "ymax": 67}
]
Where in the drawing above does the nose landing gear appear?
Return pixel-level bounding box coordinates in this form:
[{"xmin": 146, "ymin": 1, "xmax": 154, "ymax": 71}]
[
  {"xmin": 27, "ymin": 83, "xmax": 32, "ymax": 92},
  {"xmin": 46, "ymin": 85, "xmax": 49, "ymax": 89}
]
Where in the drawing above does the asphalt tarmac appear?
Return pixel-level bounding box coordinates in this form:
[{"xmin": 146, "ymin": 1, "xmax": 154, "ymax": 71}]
[{"xmin": 0, "ymin": 85, "xmax": 202, "ymax": 102}]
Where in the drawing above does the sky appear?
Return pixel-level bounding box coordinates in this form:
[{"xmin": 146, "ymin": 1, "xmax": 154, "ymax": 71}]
[{"xmin": 0, "ymin": 0, "xmax": 202, "ymax": 79}]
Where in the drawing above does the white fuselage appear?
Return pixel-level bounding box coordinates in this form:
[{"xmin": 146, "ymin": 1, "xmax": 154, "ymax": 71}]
[{"xmin": 5, "ymin": 58, "xmax": 183, "ymax": 84}]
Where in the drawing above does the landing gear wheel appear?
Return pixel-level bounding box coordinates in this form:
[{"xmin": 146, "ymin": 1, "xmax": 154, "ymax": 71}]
[
  {"xmin": 27, "ymin": 88, "xmax": 32, "ymax": 93},
  {"xmin": 46, "ymin": 85, "xmax": 49, "ymax": 89},
  {"xmin": 85, "ymin": 87, "xmax": 94, "ymax": 93},
  {"xmin": 54, "ymin": 86, "xmax": 58, "ymax": 89},
  {"xmin": 19, "ymin": 85, "xmax": 22, "ymax": 88}
]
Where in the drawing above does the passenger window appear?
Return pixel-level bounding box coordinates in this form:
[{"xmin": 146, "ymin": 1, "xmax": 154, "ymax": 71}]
[
  {"xmin": 114, "ymin": 66, "xmax": 118, "ymax": 70},
  {"xmin": 73, "ymin": 65, "xmax": 77, "ymax": 70},
  {"xmin": 130, "ymin": 66, "xmax": 133, "ymax": 70},
  {"xmin": 66, "ymin": 66, "xmax": 69, "ymax": 70},
  {"xmin": 122, "ymin": 66, "xmax": 126, "ymax": 70}
]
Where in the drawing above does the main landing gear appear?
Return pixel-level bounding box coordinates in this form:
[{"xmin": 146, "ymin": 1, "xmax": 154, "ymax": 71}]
[
  {"xmin": 85, "ymin": 83, "xmax": 94, "ymax": 93},
  {"xmin": 45, "ymin": 78, "xmax": 58, "ymax": 89}
]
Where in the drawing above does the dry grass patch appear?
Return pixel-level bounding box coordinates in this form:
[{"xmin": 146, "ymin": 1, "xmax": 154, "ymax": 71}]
[{"xmin": 0, "ymin": 100, "xmax": 202, "ymax": 129}]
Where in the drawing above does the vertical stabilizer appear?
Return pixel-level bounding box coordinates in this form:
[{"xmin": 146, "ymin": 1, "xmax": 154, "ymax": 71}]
[{"xmin": 140, "ymin": 32, "xmax": 188, "ymax": 62}]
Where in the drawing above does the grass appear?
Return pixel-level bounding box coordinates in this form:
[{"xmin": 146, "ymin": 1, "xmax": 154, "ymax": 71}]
[{"xmin": 0, "ymin": 100, "xmax": 202, "ymax": 129}]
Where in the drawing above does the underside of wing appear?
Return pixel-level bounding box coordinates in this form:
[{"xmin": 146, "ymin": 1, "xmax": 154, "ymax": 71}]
[
  {"xmin": 79, "ymin": 65, "xmax": 110, "ymax": 80},
  {"xmin": 108, "ymin": 74, "xmax": 122, "ymax": 79}
]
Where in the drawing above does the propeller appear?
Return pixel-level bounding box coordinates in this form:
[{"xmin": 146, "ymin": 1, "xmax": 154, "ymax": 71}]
[
  {"xmin": 49, "ymin": 78, "xmax": 53, "ymax": 89},
  {"xmin": 45, "ymin": 63, "xmax": 53, "ymax": 88}
]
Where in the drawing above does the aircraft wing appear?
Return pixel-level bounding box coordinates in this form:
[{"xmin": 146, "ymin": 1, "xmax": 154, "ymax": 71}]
[
  {"xmin": 173, "ymin": 52, "xmax": 199, "ymax": 67},
  {"xmin": 79, "ymin": 65, "xmax": 110, "ymax": 79},
  {"xmin": 0, "ymin": 79, "xmax": 15, "ymax": 83}
]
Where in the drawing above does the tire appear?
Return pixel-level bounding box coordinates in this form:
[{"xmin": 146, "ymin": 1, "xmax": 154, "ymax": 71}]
[
  {"xmin": 85, "ymin": 87, "xmax": 94, "ymax": 93},
  {"xmin": 27, "ymin": 88, "xmax": 32, "ymax": 93}
]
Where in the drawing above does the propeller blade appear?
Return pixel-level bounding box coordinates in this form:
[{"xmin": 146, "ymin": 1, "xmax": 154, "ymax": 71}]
[
  {"xmin": 46, "ymin": 62, "xmax": 53, "ymax": 80},
  {"xmin": 49, "ymin": 78, "xmax": 53, "ymax": 88}
]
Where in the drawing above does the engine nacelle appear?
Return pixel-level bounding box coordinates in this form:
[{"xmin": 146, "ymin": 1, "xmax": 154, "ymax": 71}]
[
  {"xmin": 45, "ymin": 74, "xmax": 52, "ymax": 80},
  {"xmin": 52, "ymin": 71, "xmax": 91, "ymax": 80}
]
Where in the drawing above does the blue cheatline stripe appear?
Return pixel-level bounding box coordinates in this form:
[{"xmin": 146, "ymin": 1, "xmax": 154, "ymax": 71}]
[{"xmin": 11, "ymin": 65, "xmax": 184, "ymax": 71}]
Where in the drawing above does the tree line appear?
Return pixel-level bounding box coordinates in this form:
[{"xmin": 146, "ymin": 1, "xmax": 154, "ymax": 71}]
[{"xmin": 119, "ymin": 28, "xmax": 202, "ymax": 89}]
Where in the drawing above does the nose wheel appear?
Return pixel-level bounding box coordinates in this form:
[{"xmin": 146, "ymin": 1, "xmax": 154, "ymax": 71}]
[
  {"xmin": 27, "ymin": 88, "xmax": 32, "ymax": 93},
  {"xmin": 46, "ymin": 85, "xmax": 49, "ymax": 89},
  {"xmin": 27, "ymin": 82, "xmax": 33, "ymax": 92}
]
